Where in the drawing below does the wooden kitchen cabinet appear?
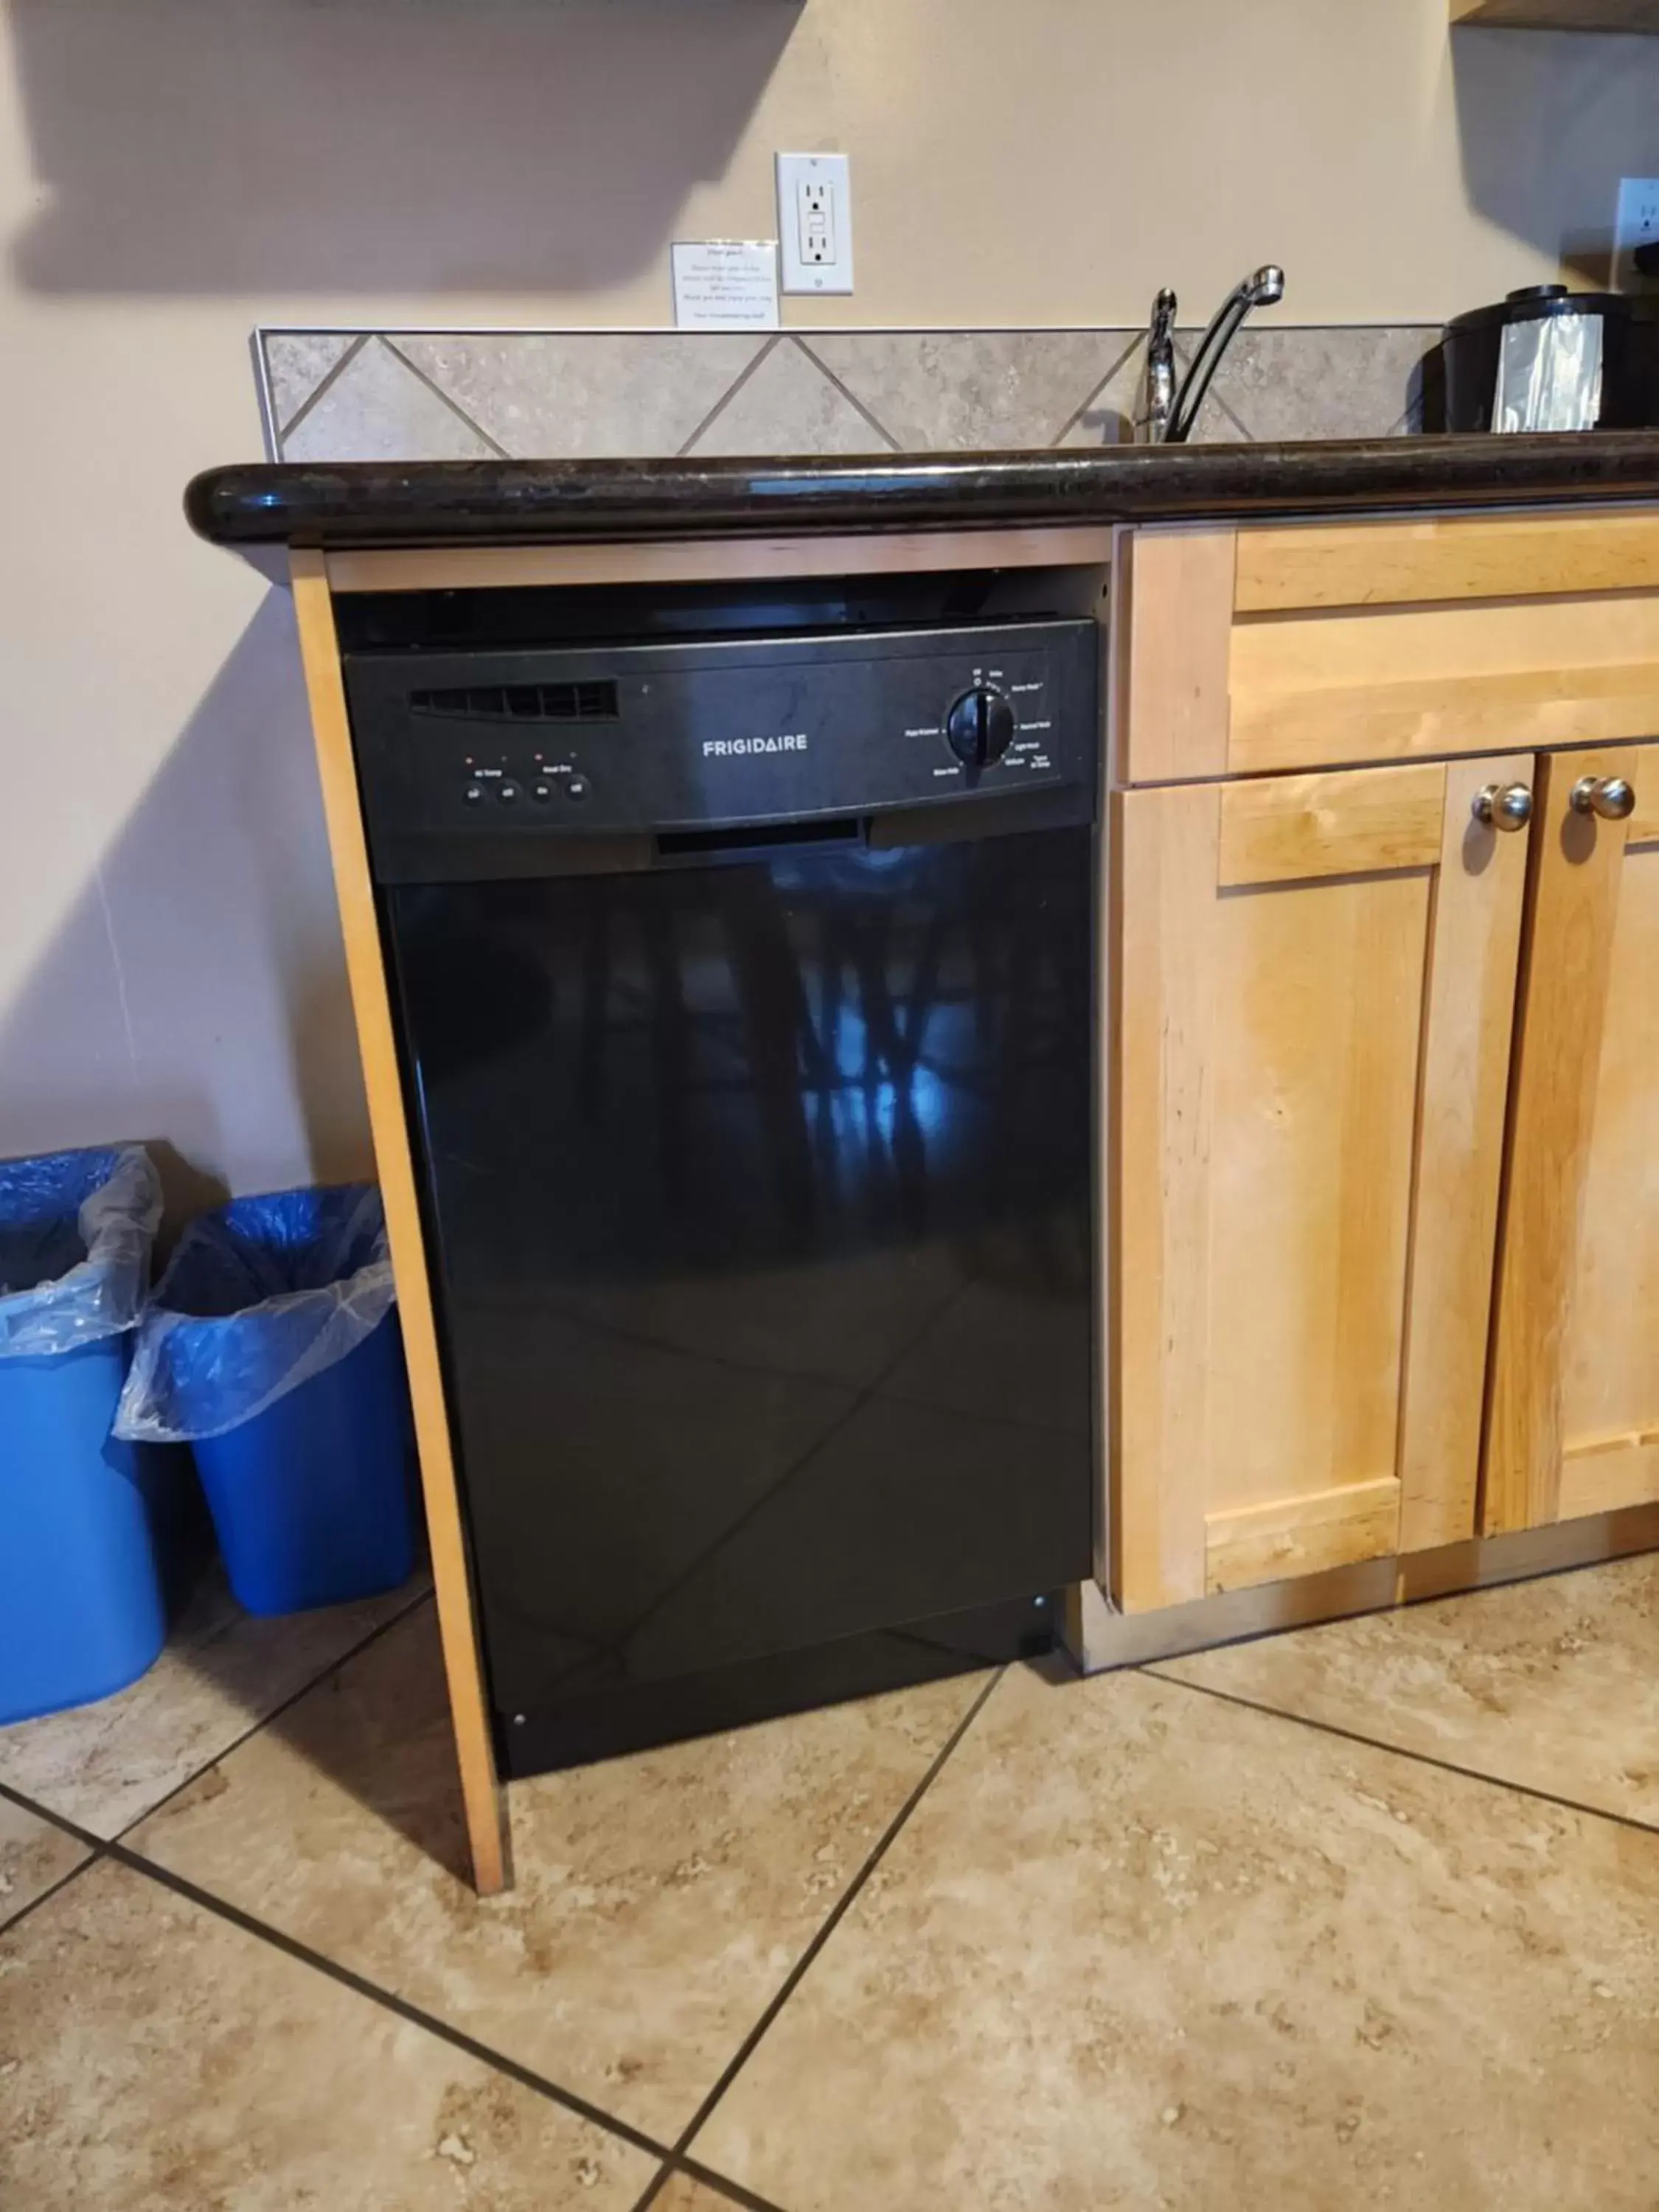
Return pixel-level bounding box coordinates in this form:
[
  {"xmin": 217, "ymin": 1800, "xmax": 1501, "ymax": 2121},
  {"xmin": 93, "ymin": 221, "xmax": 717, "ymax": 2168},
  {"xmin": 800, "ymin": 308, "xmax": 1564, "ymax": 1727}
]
[
  {"xmin": 1119, "ymin": 513, "xmax": 1659, "ymax": 784},
  {"xmin": 1485, "ymin": 742, "xmax": 1659, "ymax": 1533},
  {"xmin": 1111, "ymin": 754, "xmax": 1532, "ymax": 1611}
]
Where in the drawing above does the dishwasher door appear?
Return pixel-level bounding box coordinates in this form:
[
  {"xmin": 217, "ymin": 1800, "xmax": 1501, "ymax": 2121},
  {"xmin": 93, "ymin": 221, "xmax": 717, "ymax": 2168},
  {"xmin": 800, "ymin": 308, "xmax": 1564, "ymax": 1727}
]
[{"xmin": 386, "ymin": 821, "xmax": 1094, "ymax": 1754}]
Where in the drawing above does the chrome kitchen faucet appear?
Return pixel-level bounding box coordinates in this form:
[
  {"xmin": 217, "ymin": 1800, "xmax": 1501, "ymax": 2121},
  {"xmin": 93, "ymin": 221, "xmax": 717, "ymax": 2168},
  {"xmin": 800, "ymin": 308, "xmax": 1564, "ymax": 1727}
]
[{"xmin": 1138, "ymin": 265, "xmax": 1286, "ymax": 443}]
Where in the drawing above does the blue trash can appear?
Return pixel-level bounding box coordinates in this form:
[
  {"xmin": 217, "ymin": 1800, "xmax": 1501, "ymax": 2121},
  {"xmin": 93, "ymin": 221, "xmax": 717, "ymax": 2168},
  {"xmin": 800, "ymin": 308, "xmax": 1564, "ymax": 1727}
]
[
  {"xmin": 114, "ymin": 1186, "xmax": 416, "ymax": 1616},
  {"xmin": 0, "ymin": 1147, "xmax": 169, "ymax": 1724}
]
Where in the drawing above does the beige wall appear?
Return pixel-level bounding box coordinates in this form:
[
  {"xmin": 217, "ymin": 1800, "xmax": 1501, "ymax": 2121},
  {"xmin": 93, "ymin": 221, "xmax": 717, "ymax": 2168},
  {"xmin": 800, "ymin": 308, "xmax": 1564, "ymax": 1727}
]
[{"xmin": 4, "ymin": 0, "xmax": 1657, "ymax": 1203}]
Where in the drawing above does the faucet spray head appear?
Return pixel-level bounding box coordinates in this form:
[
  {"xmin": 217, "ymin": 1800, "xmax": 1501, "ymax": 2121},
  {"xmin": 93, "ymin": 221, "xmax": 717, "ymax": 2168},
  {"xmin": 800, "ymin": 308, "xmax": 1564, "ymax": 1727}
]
[{"xmin": 1161, "ymin": 262, "xmax": 1287, "ymax": 443}]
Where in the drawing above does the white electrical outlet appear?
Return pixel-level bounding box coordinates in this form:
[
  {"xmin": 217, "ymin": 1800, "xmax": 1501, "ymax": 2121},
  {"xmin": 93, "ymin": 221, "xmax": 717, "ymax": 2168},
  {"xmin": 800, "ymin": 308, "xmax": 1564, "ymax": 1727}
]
[
  {"xmin": 777, "ymin": 153, "xmax": 853, "ymax": 295},
  {"xmin": 799, "ymin": 179, "xmax": 835, "ymax": 265},
  {"xmin": 1614, "ymin": 177, "xmax": 1659, "ymax": 285}
]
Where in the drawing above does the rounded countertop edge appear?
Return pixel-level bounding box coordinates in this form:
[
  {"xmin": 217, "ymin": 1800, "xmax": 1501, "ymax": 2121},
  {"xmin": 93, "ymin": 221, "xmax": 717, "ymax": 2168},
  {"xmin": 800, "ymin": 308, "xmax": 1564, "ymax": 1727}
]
[{"xmin": 183, "ymin": 434, "xmax": 1659, "ymax": 551}]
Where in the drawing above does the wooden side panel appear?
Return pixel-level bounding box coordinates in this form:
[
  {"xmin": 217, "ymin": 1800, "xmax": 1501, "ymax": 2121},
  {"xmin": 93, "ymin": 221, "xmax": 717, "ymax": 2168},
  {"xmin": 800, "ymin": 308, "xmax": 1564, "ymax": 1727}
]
[
  {"xmin": 1206, "ymin": 1477, "xmax": 1402, "ymax": 1595},
  {"xmin": 1484, "ymin": 748, "xmax": 1636, "ymax": 1535},
  {"xmin": 1120, "ymin": 526, "xmax": 1237, "ymax": 783},
  {"xmin": 291, "ymin": 551, "xmax": 512, "ymax": 1897},
  {"xmin": 1111, "ymin": 782, "xmax": 1220, "ymax": 1611},
  {"xmin": 1218, "ymin": 763, "xmax": 1444, "ymax": 888},
  {"xmin": 1397, "ymin": 757, "xmax": 1533, "ymax": 1549},
  {"xmin": 1234, "ymin": 511, "xmax": 1659, "ymax": 613}
]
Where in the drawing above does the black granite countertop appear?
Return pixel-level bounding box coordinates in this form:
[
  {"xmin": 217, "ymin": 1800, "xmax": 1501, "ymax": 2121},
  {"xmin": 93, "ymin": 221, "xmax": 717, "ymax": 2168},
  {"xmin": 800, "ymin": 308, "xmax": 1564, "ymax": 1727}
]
[{"xmin": 187, "ymin": 434, "xmax": 1659, "ymax": 559}]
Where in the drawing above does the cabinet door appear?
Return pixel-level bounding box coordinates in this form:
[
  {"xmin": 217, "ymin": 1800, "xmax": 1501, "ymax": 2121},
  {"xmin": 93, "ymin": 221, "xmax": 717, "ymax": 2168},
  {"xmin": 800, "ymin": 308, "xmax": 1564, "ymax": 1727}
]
[
  {"xmin": 1485, "ymin": 742, "xmax": 1659, "ymax": 1533},
  {"xmin": 1113, "ymin": 756, "xmax": 1531, "ymax": 1610}
]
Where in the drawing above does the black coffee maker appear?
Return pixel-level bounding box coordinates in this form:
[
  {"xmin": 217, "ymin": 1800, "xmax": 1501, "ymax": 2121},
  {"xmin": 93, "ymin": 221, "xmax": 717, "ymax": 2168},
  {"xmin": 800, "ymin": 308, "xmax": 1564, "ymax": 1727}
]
[{"xmin": 1429, "ymin": 283, "xmax": 1659, "ymax": 433}]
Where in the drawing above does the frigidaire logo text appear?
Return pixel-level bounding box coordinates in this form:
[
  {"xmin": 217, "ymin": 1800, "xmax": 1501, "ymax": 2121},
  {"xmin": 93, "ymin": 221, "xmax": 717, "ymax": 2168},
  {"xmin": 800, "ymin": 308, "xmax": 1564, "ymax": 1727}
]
[{"xmin": 703, "ymin": 734, "xmax": 808, "ymax": 757}]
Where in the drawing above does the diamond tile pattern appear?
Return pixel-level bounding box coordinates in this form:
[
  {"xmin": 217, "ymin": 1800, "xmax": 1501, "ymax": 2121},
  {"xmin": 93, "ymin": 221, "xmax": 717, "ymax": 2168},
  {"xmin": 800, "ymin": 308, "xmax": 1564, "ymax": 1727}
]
[
  {"xmin": 3, "ymin": 1553, "xmax": 1656, "ymax": 2208},
  {"xmin": 264, "ymin": 332, "xmax": 358, "ymax": 438},
  {"xmin": 686, "ymin": 335, "xmax": 890, "ymax": 456},
  {"xmin": 799, "ymin": 330, "xmax": 1127, "ymax": 452},
  {"xmin": 392, "ymin": 332, "xmax": 765, "ymax": 459},
  {"xmin": 125, "ymin": 1603, "xmax": 985, "ymax": 2144},
  {"xmin": 691, "ymin": 1662, "xmax": 1659, "ymax": 2212},
  {"xmin": 1205, "ymin": 324, "xmax": 1439, "ymax": 442},
  {"xmin": 282, "ymin": 336, "xmax": 501, "ymax": 465},
  {"xmin": 260, "ymin": 324, "xmax": 1441, "ymax": 461}
]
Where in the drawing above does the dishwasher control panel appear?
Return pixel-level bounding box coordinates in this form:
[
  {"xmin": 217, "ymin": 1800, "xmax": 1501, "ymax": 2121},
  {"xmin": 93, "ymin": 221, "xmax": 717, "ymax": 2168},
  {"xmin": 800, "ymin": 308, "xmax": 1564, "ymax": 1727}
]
[{"xmin": 344, "ymin": 621, "xmax": 1097, "ymax": 878}]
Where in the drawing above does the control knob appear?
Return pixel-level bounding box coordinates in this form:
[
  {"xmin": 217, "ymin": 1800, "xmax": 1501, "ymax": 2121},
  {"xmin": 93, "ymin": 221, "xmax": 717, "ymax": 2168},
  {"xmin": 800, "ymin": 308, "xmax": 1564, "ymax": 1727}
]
[{"xmin": 945, "ymin": 685, "xmax": 1016, "ymax": 769}]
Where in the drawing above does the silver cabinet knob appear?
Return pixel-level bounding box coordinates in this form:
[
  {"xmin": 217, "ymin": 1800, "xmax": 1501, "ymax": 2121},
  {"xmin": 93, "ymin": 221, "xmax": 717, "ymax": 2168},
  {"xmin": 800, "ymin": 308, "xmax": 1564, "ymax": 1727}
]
[
  {"xmin": 1473, "ymin": 783, "xmax": 1534, "ymax": 832},
  {"xmin": 1571, "ymin": 774, "xmax": 1637, "ymax": 821}
]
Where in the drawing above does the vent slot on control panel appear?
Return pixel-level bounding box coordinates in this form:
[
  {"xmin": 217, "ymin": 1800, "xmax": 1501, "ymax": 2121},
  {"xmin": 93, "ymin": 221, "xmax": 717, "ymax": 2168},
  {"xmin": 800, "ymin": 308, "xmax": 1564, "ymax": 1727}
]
[
  {"xmin": 410, "ymin": 681, "xmax": 620, "ymax": 723},
  {"xmin": 656, "ymin": 818, "xmax": 863, "ymax": 860}
]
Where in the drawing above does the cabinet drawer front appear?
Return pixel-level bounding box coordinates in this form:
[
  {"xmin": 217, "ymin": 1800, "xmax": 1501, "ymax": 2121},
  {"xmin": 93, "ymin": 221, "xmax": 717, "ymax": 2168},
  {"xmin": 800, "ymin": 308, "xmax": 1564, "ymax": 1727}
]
[
  {"xmin": 1112, "ymin": 757, "xmax": 1531, "ymax": 1609},
  {"xmin": 1235, "ymin": 511, "xmax": 1659, "ymax": 613},
  {"xmin": 1121, "ymin": 512, "xmax": 1659, "ymax": 782}
]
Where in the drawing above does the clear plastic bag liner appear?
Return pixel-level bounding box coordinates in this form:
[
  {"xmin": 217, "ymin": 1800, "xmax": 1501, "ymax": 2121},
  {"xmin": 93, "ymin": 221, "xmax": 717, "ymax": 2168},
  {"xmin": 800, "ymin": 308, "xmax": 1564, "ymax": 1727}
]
[
  {"xmin": 113, "ymin": 1184, "xmax": 396, "ymax": 1444},
  {"xmin": 1495, "ymin": 316, "xmax": 1604, "ymax": 434},
  {"xmin": 0, "ymin": 1146, "xmax": 161, "ymax": 1359}
]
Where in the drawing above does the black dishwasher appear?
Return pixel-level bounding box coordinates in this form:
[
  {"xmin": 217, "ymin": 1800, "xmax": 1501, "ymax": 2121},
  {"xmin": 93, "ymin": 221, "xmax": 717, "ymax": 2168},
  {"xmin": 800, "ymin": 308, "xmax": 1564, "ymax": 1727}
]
[{"xmin": 344, "ymin": 580, "xmax": 1097, "ymax": 1774}]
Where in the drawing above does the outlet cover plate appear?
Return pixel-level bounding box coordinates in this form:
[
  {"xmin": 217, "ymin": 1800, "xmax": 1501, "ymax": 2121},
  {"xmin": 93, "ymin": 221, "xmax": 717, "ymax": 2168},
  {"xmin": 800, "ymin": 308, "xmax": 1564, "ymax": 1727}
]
[{"xmin": 777, "ymin": 151, "xmax": 854, "ymax": 296}]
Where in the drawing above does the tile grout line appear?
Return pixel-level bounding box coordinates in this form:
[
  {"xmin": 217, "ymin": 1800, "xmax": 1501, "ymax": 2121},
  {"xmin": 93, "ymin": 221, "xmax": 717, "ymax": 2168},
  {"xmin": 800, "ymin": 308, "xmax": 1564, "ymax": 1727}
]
[
  {"xmin": 1144, "ymin": 1666, "xmax": 1659, "ymax": 1841},
  {"xmin": 1047, "ymin": 332, "xmax": 1147, "ymax": 448},
  {"xmin": 632, "ymin": 2152, "xmax": 794, "ymax": 2212},
  {"xmin": 379, "ymin": 336, "xmax": 514, "ymax": 459},
  {"xmin": 276, "ymin": 331, "xmax": 372, "ymax": 446},
  {"xmin": 0, "ymin": 1784, "xmax": 682, "ymax": 2171},
  {"xmin": 0, "ymin": 1775, "xmax": 118, "ymax": 1948},
  {"xmin": 0, "ymin": 1767, "xmax": 784, "ymax": 2212},
  {"xmin": 4, "ymin": 1596, "xmax": 992, "ymax": 2202},
  {"xmin": 675, "ymin": 335, "xmax": 782, "ymax": 456},
  {"xmin": 0, "ymin": 1773, "xmax": 100, "ymax": 1838},
  {"xmin": 1208, "ymin": 386, "xmax": 1256, "ymax": 443},
  {"xmin": 107, "ymin": 1582, "xmax": 437, "ymax": 1848},
  {"xmin": 639, "ymin": 1663, "xmax": 1009, "ymax": 2205},
  {"xmin": 788, "ymin": 335, "xmax": 904, "ymax": 452},
  {"xmin": 0, "ymin": 1846, "xmax": 110, "ymax": 1944},
  {"xmin": 0, "ymin": 1582, "xmax": 432, "ymax": 1856}
]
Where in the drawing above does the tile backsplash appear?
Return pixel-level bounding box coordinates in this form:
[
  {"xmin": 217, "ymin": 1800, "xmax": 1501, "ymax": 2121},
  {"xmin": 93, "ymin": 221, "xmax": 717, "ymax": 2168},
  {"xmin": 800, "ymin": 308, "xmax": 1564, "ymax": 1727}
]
[{"xmin": 260, "ymin": 324, "xmax": 1440, "ymax": 463}]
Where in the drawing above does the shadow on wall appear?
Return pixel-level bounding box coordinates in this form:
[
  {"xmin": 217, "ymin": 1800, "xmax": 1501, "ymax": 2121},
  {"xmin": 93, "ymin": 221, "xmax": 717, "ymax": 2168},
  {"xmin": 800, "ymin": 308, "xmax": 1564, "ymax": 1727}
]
[
  {"xmin": 1450, "ymin": 25, "xmax": 1659, "ymax": 288},
  {"xmin": 0, "ymin": 593, "xmax": 372, "ymax": 1220},
  {"xmin": 6, "ymin": 0, "xmax": 804, "ymax": 296}
]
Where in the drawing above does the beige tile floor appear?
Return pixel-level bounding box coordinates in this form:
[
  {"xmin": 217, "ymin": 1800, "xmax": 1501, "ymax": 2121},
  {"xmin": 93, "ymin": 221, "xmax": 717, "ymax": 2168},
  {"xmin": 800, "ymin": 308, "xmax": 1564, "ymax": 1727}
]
[{"xmin": 2, "ymin": 1554, "xmax": 1656, "ymax": 2210}]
